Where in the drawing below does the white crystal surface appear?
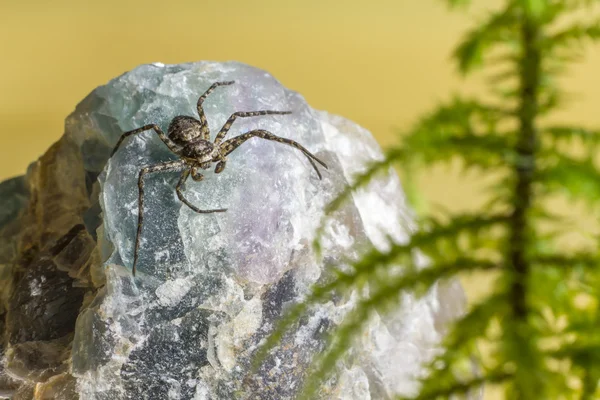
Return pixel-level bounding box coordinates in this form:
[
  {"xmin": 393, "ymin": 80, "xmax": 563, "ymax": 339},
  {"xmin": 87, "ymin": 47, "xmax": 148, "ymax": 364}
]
[{"xmin": 60, "ymin": 61, "xmax": 468, "ymax": 399}]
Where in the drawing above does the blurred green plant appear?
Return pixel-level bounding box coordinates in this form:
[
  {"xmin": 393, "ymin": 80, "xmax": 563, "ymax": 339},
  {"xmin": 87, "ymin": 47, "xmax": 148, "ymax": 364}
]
[{"xmin": 256, "ymin": 0, "xmax": 600, "ymax": 398}]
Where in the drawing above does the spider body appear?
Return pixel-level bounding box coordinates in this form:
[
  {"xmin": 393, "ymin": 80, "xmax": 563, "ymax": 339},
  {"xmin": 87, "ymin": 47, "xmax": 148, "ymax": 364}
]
[
  {"xmin": 168, "ymin": 116, "xmax": 217, "ymax": 163},
  {"xmin": 168, "ymin": 115, "xmax": 207, "ymax": 145},
  {"xmin": 110, "ymin": 81, "xmax": 328, "ymax": 276},
  {"xmin": 180, "ymin": 138, "xmax": 217, "ymax": 162}
]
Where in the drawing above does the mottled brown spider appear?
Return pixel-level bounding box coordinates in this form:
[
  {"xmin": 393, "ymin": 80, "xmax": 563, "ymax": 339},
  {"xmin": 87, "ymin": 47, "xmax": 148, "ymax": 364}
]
[{"xmin": 110, "ymin": 81, "xmax": 328, "ymax": 276}]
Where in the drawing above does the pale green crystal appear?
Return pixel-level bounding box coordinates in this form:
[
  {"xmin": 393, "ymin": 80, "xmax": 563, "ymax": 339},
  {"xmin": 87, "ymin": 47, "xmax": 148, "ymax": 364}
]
[{"xmin": 0, "ymin": 61, "xmax": 469, "ymax": 400}]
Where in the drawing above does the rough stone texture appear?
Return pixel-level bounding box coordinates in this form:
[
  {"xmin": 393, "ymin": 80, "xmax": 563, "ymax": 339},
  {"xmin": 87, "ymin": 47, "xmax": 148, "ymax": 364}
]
[{"xmin": 0, "ymin": 61, "xmax": 468, "ymax": 399}]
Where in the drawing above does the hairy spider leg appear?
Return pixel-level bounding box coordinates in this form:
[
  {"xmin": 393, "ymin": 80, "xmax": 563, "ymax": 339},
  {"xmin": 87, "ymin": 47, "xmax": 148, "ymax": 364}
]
[
  {"xmin": 111, "ymin": 124, "xmax": 180, "ymax": 157},
  {"xmin": 220, "ymin": 129, "xmax": 328, "ymax": 179},
  {"xmin": 191, "ymin": 167, "xmax": 205, "ymax": 181},
  {"xmin": 196, "ymin": 81, "xmax": 235, "ymax": 139},
  {"xmin": 176, "ymin": 168, "xmax": 228, "ymax": 214},
  {"xmin": 214, "ymin": 110, "xmax": 292, "ymax": 145},
  {"xmin": 134, "ymin": 160, "xmax": 187, "ymax": 276}
]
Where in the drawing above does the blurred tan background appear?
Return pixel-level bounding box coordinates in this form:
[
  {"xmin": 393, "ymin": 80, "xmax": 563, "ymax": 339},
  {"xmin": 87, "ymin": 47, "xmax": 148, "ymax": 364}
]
[
  {"xmin": 1, "ymin": 1, "xmax": 600, "ymax": 398},
  {"xmin": 3, "ymin": 0, "xmax": 599, "ymax": 234},
  {"xmin": 2, "ymin": 0, "xmax": 599, "ymax": 179}
]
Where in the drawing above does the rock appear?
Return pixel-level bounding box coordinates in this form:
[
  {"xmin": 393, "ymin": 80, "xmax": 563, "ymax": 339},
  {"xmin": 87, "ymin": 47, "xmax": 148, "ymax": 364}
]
[{"xmin": 0, "ymin": 61, "xmax": 468, "ymax": 399}]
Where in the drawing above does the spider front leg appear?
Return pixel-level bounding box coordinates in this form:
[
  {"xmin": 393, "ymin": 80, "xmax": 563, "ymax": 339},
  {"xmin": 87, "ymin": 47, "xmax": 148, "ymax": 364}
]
[
  {"xmin": 134, "ymin": 160, "xmax": 187, "ymax": 276},
  {"xmin": 196, "ymin": 81, "xmax": 235, "ymax": 139},
  {"xmin": 214, "ymin": 161, "xmax": 226, "ymax": 174},
  {"xmin": 220, "ymin": 129, "xmax": 328, "ymax": 179},
  {"xmin": 214, "ymin": 110, "xmax": 292, "ymax": 145},
  {"xmin": 111, "ymin": 124, "xmax": 180, "ymax": 157},
  {"xmin": 191, "ymin": 168, "xmax": 205, "ymax": 181},
  {"xmin": 176, "ymin": 168, "xmax": 228, "ymax": 214}
]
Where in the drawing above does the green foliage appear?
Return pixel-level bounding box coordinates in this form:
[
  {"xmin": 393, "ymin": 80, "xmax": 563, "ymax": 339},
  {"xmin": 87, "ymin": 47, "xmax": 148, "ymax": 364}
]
[
  {"xmin": 443, "ymin": 0, "xmax": 473, "ymax": 9},
  {"xmin": 454, "ymin": 5, "xmax": 520, "ymax": 74},
  {"xmin": 535, "ymin": 151, "xmax": 600, "ymax": 206},
  {"xmin": 257, "ymin": 0, "xmax": 600, "ymax": 398}
]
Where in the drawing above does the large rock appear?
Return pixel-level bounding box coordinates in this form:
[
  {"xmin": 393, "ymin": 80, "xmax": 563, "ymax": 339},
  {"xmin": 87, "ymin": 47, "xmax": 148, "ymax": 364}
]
[{"xmin": 0, "ymin": 62, "xmax": 466, "ymax": 399}]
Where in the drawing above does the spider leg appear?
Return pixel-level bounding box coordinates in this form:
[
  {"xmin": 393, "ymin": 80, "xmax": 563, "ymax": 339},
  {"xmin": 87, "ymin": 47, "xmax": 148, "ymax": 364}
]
[
  {"xmin": 214, "ymin": 110, "xmax": 292, "ymax": 145},
  {"xmin": 197, "ymin": 81, "xmax": 235, "ymax": 139},
  {"xmin": 191, "ymin": 167, "xmax": 205, "ymax": 181},
  {"xmin": 134, "ymin": 160, "xmax": 187, "ymax": 276},
  {"xmin": 111, "ymin": 124, "xmax": 180, "ymax": 157},
  {"xmin": 176, "ymin": 169, "xmax": 228, "ymax": 214},
  {"xmin": 220, "ymin": 129, "xmax": 328, "ymax": 179}
]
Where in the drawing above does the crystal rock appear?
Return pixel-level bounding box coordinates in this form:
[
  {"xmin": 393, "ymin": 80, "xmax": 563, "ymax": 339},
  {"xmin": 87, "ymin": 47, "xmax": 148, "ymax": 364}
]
[{"xmin": 0, "ymin": 61, "xmax": 468, "ymax": 400}]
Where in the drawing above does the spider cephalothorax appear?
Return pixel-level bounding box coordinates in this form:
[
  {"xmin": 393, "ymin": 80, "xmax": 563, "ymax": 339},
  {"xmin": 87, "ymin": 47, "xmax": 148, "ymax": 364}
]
[{"xmin": 110, "ymin": 81, "xmax": 328, "ymax": 275}]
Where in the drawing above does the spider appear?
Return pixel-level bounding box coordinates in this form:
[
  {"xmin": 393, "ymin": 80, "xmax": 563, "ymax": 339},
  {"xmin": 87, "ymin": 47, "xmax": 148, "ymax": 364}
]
[{"xmin": 110, "ymin": 81, "xmax": 328, "ymax": 276}]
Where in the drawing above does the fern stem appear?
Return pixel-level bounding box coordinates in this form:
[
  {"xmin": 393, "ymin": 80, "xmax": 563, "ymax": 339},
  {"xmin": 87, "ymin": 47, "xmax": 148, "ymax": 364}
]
[{"xmin": 509, "ymin": 13, "xmax": 540, "ymax": 319}]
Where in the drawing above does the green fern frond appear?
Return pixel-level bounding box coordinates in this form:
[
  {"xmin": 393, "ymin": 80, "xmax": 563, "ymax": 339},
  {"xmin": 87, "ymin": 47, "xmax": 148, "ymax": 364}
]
[
  {"xmin": 404, "ymin": 96, "xmax": 510, "ymax": 138},
  {"xmin": 527, "ymin": 203, "xmax": 572, "ymax": 226},
  {"xmin": 548, "ymin": 341, "xmax": 600, "ymax": 361},
  {"xmin": 530, "ymin": 253, "xmax": 599, "ymax": 270},
  {"xmin": 479, "ymin": 173, "xmax": 516, "ymax": 210},
  {"xmin": 312, "ymin": 146, "xmax": 405, "ymax": 254},
  {"xmin": 298, "ymin": 257, "xmax": 500, "ymax": 400},
  {"xmin": 535, "ymin": 152, "xmax": 600, "ymax": 204},
  {"xmin": 406, "ymin": 132, "xmax": 515, "ymax": 170},
  {"xmin": 453, "ymin": 5, "xmax": 519, "ymax": 74},
  {"xmin": 399, "ymin": 97, "xmax": 515, "ymax": 168},
  {"xmin": 414, "ymin": 289, "xmax": 511, "ymax": 393},
  {"xmin": 258, "ymin": 214, "xmax": 508, "ymax": 370},
  {"xmin": 542, "ymin": 125, "xmax": 600, "ymax": 148},
  {"xmin": 323, "ymin": 147, "xmax": 405, "ymax": 216},
  {"xmin": 537, "ymin": 86, "xmax": 570, "ymax": 114},
  {"xmin": 543, "ymin": 20, "xmax": 600, "ymax": 51}
]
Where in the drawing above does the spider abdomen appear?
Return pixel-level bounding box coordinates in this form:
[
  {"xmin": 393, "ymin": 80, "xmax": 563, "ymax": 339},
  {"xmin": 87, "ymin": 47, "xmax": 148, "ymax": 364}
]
[{"xmin": 168, "ymin": 115, "xmax": 205, "ymax": 146}]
